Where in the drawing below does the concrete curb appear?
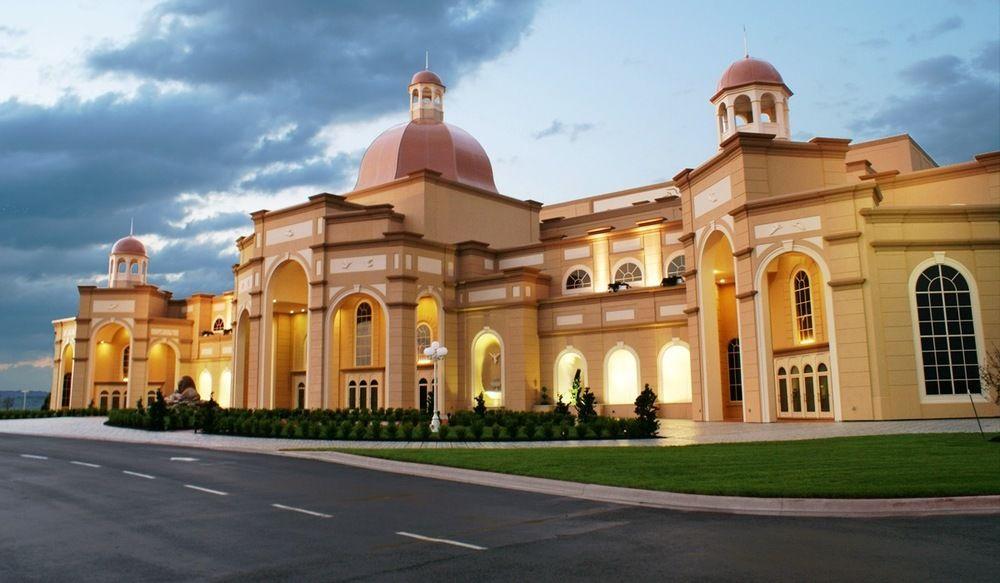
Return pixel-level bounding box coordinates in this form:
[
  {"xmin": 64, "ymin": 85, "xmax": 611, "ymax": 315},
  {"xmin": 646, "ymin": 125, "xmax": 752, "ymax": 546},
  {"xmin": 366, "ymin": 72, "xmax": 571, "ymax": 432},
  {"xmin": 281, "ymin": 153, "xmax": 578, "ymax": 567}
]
[{"xmin": 278, "ymin": 450, "xmax": 1000, "ymax": 518}]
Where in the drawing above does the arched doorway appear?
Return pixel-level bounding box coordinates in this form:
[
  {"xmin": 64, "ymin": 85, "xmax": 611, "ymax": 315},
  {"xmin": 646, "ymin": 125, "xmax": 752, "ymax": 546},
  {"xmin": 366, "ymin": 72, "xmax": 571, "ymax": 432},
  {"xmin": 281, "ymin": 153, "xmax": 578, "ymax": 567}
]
[
  {"xmin": 553, "ymin": 347, "xmax": 587, "ymax": 404},
  {"xmin": 265, "ymin": 260, "xmax": 309, "ymax": 409},
  {"xmin": 415, "ymin": 294, "xmax": 441, "ymax": 410},
  {"xmin": 218, "ymin": 369, "xmax": 232, "ymax": 407},
  {"xmin": 758, "ymin": 250, "xmax": 835, "ymax": 420},
  {"xmin": 659, "ymin": 341, "xmax": 692, "ymax": 405},
  {"xmin": 59, "ymin": 343, "xmax": 74, "ymax": 409},
  {"xmin": 699, "ymin": 230, "xmax": 743, "ymax": 421},
  {"xmin": 198, "ymin": 369, "xmax": 213, "ymax": 401},
  {"xmin": 604, "ymin": 344, "xmax": 640, "ymax": 405},
  {"xmin": 90, "ymin": 323, "xmax": 131, "ymax": 409},
  {"xmin": 148, "ymin": 342, "xmax": 178, "ymax": 398},
  {"xmin": 471, "ymin": 329, "xmax": 503, "ymax": 408},
  {"xmin": 234, "ymin": 310, "xmax": 251, "ymax": 408},
  {"xmin": 328, "ymin": 292, "xmax": 386, "ymax": 410}
]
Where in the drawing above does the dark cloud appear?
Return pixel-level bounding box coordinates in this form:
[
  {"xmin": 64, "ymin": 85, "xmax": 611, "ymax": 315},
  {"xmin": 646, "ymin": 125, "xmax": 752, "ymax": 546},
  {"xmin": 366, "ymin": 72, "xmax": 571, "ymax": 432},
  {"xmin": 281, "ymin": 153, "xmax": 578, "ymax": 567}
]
[
  {"xmin": 532, "ymin": 119, "xmax": 595, "ymax": 142},
  {"xmin": 852, "ymin": 49, "xmax": 999, "ymax": 165},
  {"xmin": 0, "ymin": 0, "xmax": 541, "ymax": 386},
  {"xmin": 858, "ymin": 37, "xmax": 890, "ymax": 49},
  {"xmin": 972, "ymin": 40, "xmax": 999, "ymax": 73},
  {"xmin": 906, "ymin": 16, "xmax": 962, "ymax": 44}
]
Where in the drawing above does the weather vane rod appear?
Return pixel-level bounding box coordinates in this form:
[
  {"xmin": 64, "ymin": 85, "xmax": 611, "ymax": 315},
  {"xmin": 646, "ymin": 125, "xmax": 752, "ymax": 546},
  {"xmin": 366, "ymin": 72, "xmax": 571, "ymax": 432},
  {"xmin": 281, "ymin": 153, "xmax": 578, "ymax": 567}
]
[
  {"xmin": 130, "ymin": 217, "xmax": 134, "ymax": 236},
  {"xmin": 425, "ymin": 49, "xmax": 429, "ymax": 70},
  {"xmin": 743, "ymin": 25, "xmax": 749, "ymax": 58}
]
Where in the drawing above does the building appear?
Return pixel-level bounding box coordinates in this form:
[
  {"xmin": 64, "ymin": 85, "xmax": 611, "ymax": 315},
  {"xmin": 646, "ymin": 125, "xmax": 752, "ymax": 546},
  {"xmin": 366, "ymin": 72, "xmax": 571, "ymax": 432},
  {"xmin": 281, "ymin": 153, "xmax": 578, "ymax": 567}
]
[{"xmin": 50, "ymin": 56, "xmax": 1000, "ymax": 422}]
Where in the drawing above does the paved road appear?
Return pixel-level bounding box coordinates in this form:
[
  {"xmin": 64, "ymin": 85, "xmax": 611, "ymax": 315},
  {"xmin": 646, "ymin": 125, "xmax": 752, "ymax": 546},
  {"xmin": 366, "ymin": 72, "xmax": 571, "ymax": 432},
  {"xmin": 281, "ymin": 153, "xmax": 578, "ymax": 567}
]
[{"xmin": 1, "ymin": 435, "xmax": 996, "ymax": 582}]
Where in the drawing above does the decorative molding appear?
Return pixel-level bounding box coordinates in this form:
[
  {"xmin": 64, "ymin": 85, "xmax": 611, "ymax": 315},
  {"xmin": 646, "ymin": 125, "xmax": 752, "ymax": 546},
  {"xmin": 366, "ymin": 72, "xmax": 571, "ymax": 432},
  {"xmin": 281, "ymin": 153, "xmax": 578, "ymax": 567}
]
[
  {"xmin": 265, "ymin": 220, "xmax": 312, "ymax": 246},
  {"xmin": 417, "ymin": 256, "xmax": 442, "ymax": 275},
  {"xmin": 564, "ymin": 246, "xmax": 590, "ymax": 260},
  {"xmin": 605, "ymin": 309, "xmax": 635, "ymax": 322},
  {"xmin": 824, "ymin": 231, "xmax": 862, "ymax": 242},
  {"xmin": 735, "ymin": 290, "xmax": 758, "ymax": 300},
  {"xmin": 611, "ymin": 237, "xmax": 641, "ymax": 254},
  {"xmin": 468, "ymin": 287, "xmax": 507, "ymax": 303},
  {"xmin": 693, "ymin": 175, "xmax": 732, "ymax": 217},
  {"xmin": 753, "ymin": 215, "xmax": 821, "ymax": 240},
  {"xmin": 92, "ymin": 300, "xmax": 135, "ymax": 314},
  {"xmin": 556, "ymin": 314, "xmax": 584, "ymax": 326},
  {"xmin": 828, "ymin": 277, "xmax": 866, "ymax": 289},
  {"xmin": 498, "ymin": 253, "xmax": 544, "ymax": 270},
  {"xmin": 658, "ymin": 304, "xmax": 685, "ymax": 317},
  {"xmin": 330, "ymin": 254, "xmax": 386, "ymax": 273}
]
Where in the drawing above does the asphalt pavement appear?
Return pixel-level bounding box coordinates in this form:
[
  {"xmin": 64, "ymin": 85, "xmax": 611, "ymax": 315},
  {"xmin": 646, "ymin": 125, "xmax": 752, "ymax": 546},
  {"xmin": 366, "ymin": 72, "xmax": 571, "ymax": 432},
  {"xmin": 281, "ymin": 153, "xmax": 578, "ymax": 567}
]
[{"xmin": 1, "ymin": 434, "xmax": 996, "ymax": 582}]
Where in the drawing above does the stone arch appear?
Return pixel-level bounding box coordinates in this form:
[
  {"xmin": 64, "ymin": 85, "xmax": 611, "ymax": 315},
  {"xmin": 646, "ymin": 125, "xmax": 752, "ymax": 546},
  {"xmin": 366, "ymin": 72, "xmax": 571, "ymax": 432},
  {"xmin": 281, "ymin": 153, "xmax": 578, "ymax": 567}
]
[
  {"xmin": 603, "ymin": 342, "xmax": 641, "ymax": 405},
  {"xmin": 696, "ymin": 228, "xmax": 742, "ymax": 421},
  {"xmin": 553, "ymin": 346, "xmax": 588, "ymax": 404},
  {"xmin": 88, "ymin": 320, "xmax": 133, "ymax": 408},
  {"xmin": 263, "ymin": 259, "xmax": 310, "ymax": 409},
  {"xmin": 325, "ymin": 287, "xmax": 390, "ymax": 410},
  {"xmin": 233, "ymin": 308, "xmax": 251, "ymax": 408},
  {"xmin": 471, "ymin": 327, "xmax": 504, "ymax": 408},
  {"xmin": 658, "ymin": 339, "xmax": 692, "ymax": 405}
]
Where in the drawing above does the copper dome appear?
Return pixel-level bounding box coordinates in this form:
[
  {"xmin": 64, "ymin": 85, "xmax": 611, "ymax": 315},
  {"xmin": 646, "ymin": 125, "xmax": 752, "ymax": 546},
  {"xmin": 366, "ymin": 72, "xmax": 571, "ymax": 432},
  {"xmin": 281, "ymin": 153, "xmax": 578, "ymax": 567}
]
[
  {"xmin": 714, "ymin": 57, "xmax": 790, "ymax": 98},
  {"xmin": 111, "ymin": 235, "xmax": 147, "ymax": 256},
  {"xmin": 354, "ymin": 119, "xmax": 498, "ymax": 193},
  {"xmin": 411, "ymin": 70, "xmax": 444, "ymax": 87}
]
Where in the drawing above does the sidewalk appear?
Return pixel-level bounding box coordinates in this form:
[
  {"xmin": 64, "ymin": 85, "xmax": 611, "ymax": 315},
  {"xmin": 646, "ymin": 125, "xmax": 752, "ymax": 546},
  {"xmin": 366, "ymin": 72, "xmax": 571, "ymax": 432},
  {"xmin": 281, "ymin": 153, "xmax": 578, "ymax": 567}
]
[{"xmin": 0, "ymin": 415, "xmax": 995, "ymax": 452}]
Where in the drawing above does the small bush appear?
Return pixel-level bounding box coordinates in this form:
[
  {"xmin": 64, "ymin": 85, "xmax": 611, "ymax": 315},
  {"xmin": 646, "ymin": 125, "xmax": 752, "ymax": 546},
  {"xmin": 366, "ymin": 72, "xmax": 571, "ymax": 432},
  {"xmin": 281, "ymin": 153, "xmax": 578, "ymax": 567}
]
[
  {"xmin": 454, "ymin": 426, "xmax": 468, "ymax": 441},
  {"xmin": 634, "ymin": 384, "xmax": 660, "ymax": 438},
  {"xmin": 473, "ymin": 392, "xmax": 487, "ymax": 417},
  {"xmin": 438, "ymin": 425, "xmax": 451, "ymax": 440},
  {"xmin": 470, "ymin": 420, "xmax": 485, "ymax": 440}
]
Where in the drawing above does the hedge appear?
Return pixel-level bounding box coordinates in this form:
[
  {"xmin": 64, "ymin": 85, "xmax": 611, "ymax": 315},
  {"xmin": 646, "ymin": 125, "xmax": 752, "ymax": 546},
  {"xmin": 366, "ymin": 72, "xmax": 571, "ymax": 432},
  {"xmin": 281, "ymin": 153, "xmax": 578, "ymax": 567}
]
[{"xmin": 0, "ymin": 408, "xmax": 106, "ymax": 420}]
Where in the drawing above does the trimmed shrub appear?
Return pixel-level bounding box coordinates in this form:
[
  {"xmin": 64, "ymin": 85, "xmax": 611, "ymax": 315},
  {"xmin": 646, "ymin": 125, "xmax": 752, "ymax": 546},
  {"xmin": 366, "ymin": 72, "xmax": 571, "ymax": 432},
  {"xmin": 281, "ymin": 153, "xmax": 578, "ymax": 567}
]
[
  {"xmin": 634, "ymin": 384, "xmax": 660, "ymax": 438},
  {"xmin": 438, "ymin": 425, "xmax": 451, "ymax": 440},
  {"xmin": 454, "ymin": 426, "xmax": 468, "ymax": 441},
  {"xmin": 470, "ymin": 420, "xmax": 485, "ymax": 440}
]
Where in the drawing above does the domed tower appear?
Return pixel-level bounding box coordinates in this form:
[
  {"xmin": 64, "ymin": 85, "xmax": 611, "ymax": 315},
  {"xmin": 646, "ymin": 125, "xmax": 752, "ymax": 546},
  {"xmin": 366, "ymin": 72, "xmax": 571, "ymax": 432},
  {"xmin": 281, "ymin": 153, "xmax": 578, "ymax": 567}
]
[
  {"xmin": 354, "ymin": 68, "xmax": 498, "ymax": 193},
  {"xmin": 711, "ymin": 55, "xmax": 792, "ymax": 146},
  {"xmin": 107, "ymin": 230, "xmax": 148, "ymax": 288}
]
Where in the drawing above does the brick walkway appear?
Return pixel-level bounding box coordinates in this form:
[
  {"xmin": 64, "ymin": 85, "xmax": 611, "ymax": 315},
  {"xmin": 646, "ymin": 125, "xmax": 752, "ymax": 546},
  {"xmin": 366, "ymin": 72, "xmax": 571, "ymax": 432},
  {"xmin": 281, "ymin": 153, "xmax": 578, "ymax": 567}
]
[{"xmin": 0, "ymin": 416, "xmax": 995, "ymax": 452}]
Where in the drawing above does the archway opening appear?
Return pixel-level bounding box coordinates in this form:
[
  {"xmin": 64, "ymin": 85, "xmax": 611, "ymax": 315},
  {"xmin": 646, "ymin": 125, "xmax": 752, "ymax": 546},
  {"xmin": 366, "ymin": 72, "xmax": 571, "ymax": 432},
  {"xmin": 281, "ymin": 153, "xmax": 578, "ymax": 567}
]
[
  {"xmin": 472, "ymin": 331, "xmax": 503, "ymax": 408},
  {"xmin": 761, "ymin": 251, "xmax": 833, "ymax": 419},
  {"xmin": 91, "ymin": 324, "xmax": 131, "ymax": 408},
  {"xmin": 415, "ymin": 294, "xmax": 440, "ymax": 409},
  {"xmin": 328, "ymin": 293, "xmax": 386, "ymax": 410},
  {"xmin": 266, "ymin": 261, "xmax": 309, "ymax": 409},
  {"xmin": 605, "ymin": 345, "xmax": 640, "ymax": 405},
  {"xmin": 700, "ymin": 231, "xmax": 742, "ymax": 421},
  {"xmin": 218, "ymin": 369, "xmax": 232, "ymax": 407},
  {"xmin": 659, "ymin": 342, "xmax": 692, "ymax": 418},
  {"xmin": 148, "ymin": 343, "xmax": 178, "ymax": 399},
  {"xmin": 554, "ymin": 349, "xmax": 586, "ymax": 404},
  {"xmin": 198, "ymin": 369, "xmax": 213, "ymax": 401}
]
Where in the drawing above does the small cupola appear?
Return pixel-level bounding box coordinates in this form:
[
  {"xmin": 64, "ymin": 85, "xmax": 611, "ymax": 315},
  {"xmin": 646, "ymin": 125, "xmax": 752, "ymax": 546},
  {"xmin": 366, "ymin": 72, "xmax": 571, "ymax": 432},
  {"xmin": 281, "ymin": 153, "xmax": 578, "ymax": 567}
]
[
  {"xmin": 711, "ymin": 54, "xmax": 793, "ymax": 146},
  {"xmin": 107, "ymin": 223, "xmax": 148, "ymax": 288},
  {"xmin": 409, "ymin": 68, "xmax": 446, "ymax": 122}
]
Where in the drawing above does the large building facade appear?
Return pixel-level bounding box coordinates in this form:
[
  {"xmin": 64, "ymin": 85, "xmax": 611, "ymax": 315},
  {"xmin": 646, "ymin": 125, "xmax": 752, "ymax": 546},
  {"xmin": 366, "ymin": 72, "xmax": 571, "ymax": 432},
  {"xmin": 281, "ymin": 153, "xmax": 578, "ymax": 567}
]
[{"xmin": 51, "ymin": 57, "xmax": 1000, "ymax": 422}]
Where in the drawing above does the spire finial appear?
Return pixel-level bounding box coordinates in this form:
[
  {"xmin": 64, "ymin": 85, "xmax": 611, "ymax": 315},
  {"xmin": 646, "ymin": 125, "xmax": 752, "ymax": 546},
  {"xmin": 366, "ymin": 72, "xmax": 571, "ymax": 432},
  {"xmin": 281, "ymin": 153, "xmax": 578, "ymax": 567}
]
[
  {"xmin": 425, "ymin": 49, "xmax": 429, "ymax": 70},
  {"xmin": 129, "ymin": 217, "xmax": 134, "ymax": 236},
  {"xmin": 743, "ymin": 25, "xmax": 749, "ymax": 58}
]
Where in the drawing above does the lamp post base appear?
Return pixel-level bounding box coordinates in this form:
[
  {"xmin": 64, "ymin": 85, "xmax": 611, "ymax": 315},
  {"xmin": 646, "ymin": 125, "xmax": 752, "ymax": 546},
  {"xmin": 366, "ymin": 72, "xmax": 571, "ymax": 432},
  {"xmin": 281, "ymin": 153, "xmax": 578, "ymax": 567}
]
[{"xmin": 430, "ymin": 411, "xmax": 441, "ymax": 433}]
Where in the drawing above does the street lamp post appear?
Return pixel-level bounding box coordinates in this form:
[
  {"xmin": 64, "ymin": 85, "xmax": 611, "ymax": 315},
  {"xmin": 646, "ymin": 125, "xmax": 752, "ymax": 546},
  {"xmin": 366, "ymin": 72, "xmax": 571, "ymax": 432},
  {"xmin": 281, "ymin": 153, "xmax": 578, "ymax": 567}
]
[
  {"xmin": 21, "ymin": 389, "xmax": 30, "ymax": 410},
  {"xmin": 422, "ymin": 341, "xmax": 448, "ymax": 433}
]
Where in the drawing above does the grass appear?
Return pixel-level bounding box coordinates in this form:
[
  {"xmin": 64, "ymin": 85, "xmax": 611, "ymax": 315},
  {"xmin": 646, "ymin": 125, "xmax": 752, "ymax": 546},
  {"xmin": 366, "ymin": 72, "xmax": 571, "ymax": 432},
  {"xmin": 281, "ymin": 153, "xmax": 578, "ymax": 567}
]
[{"xmin": 331, "ymin": 433, "xmax": 1000, "ymax": 498}]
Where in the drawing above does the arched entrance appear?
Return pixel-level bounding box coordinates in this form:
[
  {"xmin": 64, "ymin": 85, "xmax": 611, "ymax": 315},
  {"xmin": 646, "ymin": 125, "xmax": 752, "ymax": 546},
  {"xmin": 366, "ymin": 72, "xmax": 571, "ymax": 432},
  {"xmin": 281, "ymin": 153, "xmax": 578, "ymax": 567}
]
[
  {"xmin": 415, "ymin": 294, "xmax": 441, "ymax": 410},
  {"xmin": 234, "ymin": 310, "xmax": 251, "ymax": 408},
  {"xmin": 265, "ymin": 260, "xmax": 309, "ymax": 409},
  {"xmin": 553, "ymin": 347, "xmax": 587, "ymax": 404},
  {"xmin": 327, "ymin": 292, "xmax": 386, "ymax": 410},
  {"xmin": 90, "ymin": 323, "xmax": 131, "ymax": 409},
  {"xmin": 198, "ymin": 369, "xmax": 213, "ymax": 401},
  {"xmin": 757, "ymin": 250, "xmax": 836, "ymax": 420},
  {"xmin": 699, "ymin": 230, "xmax": 743, "ymax": 421},
  {"xmin": 59, "ymin": 343, "xmax": 74, "ymax": 409},
  {"xmin": 471, "ymin": 329, "xmax": 503, "ymax": 408},
  {"xmin": 148, "ymin": 342, "xmax": 178, "ymax": 398},
  {"xmin": 218, "ymin": 369, "xmax": 232, "ymax": 407},
  {"xmin": 604, "ymin": 343, "xmax": 640, "ymax": 405}
]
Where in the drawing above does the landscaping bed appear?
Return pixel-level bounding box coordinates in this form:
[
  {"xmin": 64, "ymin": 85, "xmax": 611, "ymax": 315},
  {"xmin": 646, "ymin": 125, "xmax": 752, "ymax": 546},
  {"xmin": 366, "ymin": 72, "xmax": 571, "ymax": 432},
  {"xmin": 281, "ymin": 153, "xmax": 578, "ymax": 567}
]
[
  {"xmin": 1, "ymin": 408, "xmax": 106, "ymax": 420},
  {"xmin": 333, "ymin": 433, "xmax": 1000, "ymax": 498}
]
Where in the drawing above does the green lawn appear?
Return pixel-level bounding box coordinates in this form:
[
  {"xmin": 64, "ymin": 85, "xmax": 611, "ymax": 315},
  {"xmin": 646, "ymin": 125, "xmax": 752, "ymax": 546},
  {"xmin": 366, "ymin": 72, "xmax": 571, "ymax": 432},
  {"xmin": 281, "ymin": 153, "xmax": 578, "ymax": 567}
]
[{"xmin": 332, "ymin": 433, "xmax": 1000, "ymax": 498}]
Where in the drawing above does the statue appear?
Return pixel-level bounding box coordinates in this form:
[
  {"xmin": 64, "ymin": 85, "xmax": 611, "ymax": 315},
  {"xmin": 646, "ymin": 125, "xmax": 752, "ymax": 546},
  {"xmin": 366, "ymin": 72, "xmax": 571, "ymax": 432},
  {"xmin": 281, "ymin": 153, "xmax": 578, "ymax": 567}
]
[{"xmin": 166, "ymin": 375, "xmax": 201, "ymax": 405}]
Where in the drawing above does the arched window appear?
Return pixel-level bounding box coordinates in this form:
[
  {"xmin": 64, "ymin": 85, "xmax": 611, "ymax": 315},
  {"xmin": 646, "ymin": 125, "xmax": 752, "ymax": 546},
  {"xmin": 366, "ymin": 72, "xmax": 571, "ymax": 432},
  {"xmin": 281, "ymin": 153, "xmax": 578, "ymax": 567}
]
[
  {"xmin": 370, "ymin": 380, "xmax": 379, "ymax": 411},
  {"xmin": 789, "ymin": 365, "xmax": 801, "ymax": 412},
  {"xmin": 804, "ymin": 364, "xmax": 815, "ymax": 412},
  {"xmin": 605, "ymin": 345, "xmax": 640, "ymax": 404},
  {"xmin": 565, "ymin": 268, "xmax": 592, "ymax": 291},
  {"xmin": 734, "ymin": 95, "xmax": 753, "ymax": 125},
  {"xmin": 776, "ymin": 367, "xmax": 789, "ymax": 413},
  {"xmin": 130, "ymin": 262, "xmax": 139, "ymax": 274},
  {"xmin": 418, "ymin": 378, "xmax": 429, "ymax": 413},
  {"xmin": 348, "ymin": 381, "xmax": 357, "ymax": 409},
  {"xmin": 355, "ymin": 302, "xmax": 372, "ymax": 367},
  {"xmin": 760, "ymin": 93, "xmax": 776, "ymax": 123},
  {"xmin": 99, "ymin": 391, "xmax": 109, "ymax": 410},
  {"xmin": 718, "ymin": 102, "xmax": 729, "ymax": 134},
  {"xmin": 122, "ymin": 346, "xmax": 131, "ymax": 379},
  {"xmin": 416, "ymin": 323, "xmax": 432, "ymax": 356},
  {"xmin": 296, "ymin": 382, "xmax": 305, "ymax": 410},
  {"xmin": 915, "ymin": 264, "xmax": 981, "ymax": 396},
  {"xmin": 359, "ymin": 380, "xmax": 368, "ymax": 410},
  {"xmin": 793, "ymin": 270, "xmax": 814, "ymax": 342},
  {"xmin": 61, "ymin": 373, "xmax": 72, "ymax": 408},
  {"xmin": 117, "ymin": 260, "xmax": 126, "ymax": 273},
  {"xmin": 613, "ymin": 261, "xmax": 643, "ymax": 284},
  {"xmin": 411, "ymin": 90, "xmax": 418, "ymax": 105},
  {"xmin": 213, "ymin": 318, "xmax": 225, "ymax": 332},
  {"xmin": 817, "ymin": 363, "xmax": 831, "ymax": 413},
  {"xmin": 659, "ymin": 343, "xmax": 692, "ymax": 403},
  {"xmin": 726, "ymin": 338, "xmax": 742, "ymax": 402},
  {"xmin": 146, "ymin": 390, "xmax": 156, "ymax": 406},
  {"xmin": 665, "ymin": 255, "xmax": 685, "ymax": 278},
  {"xmin": 111, "ymin": 391, "xmax": 121, "ymax": 410}
]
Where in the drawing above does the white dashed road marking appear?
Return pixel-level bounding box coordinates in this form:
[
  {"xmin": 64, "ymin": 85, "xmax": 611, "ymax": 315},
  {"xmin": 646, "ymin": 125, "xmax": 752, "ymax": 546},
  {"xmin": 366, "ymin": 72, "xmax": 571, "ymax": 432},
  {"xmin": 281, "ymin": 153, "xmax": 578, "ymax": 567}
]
[
  {"xmin": 70, "ymin": 461, "xmax": 101, "ymax": 468},
  {"xmin": 184, "ymin": 484, "xmax": 228, "ymax": 496},
  {"xmin": 169, "ymin": 457, "xmax": 199, "ymax": 462},
  {"xmin": 123, "ymin": 471, "xmax": 155, "ymax": 479},
  {"xmin": 20, "ymin": 454, "xmax": 48, "ymax": 460},
  {"xmin": 272, "ymin": 504, "xmax": 333, "ymax": 518},
  {"xmin": 396, "ymin": 531, "xmax": 487, "ymax": 551}
]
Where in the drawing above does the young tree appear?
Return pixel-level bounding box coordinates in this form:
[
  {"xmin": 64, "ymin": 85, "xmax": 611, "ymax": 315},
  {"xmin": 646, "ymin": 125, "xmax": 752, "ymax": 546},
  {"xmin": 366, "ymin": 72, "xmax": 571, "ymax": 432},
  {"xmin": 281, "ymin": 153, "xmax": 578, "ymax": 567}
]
[
  {"xmin": 473, "ymin": 392, "xmax": 487, "ymax": 417},
  {"xmin": 575, "ymin": 386, "xmax": 597, "ymax": 423},
  {"xmin": 980, "ymin": 343, "xmax": 1000, "ymax": 406},
  {"xmin": 634, "ymin": 384, "xmax": 660, "ymax": 437}
]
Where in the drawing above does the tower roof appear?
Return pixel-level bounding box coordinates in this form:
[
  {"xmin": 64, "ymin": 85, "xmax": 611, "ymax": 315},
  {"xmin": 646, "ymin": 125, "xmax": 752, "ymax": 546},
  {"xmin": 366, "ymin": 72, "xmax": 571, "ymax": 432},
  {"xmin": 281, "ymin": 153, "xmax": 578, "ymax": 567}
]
[
  {"xmin": 111, "ymin": 235, "xmax": 147, "ymax": 256},
  {"xmin": 713, "ymin": 56, "xmax": 791, "ymax": 100},
  {"xmin": 410, "ymin": 69, "xmax": 444, "ymax": 87}
]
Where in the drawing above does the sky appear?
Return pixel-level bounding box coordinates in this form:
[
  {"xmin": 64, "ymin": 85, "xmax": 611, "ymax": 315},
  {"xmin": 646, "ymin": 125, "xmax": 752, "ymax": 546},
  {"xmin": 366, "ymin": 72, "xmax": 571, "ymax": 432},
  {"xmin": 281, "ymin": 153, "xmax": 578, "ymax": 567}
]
[{"xmin": 0, "ymin": 0, "xmax": 997, "ymax": 390}]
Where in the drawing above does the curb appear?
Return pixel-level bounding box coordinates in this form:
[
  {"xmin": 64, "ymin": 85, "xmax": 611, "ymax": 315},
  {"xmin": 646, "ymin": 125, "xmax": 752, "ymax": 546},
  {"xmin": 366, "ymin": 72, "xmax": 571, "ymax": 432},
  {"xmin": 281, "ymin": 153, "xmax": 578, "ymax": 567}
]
[{"xmin": 278, "ymin": 450, "xmax": 1000, "ymax": 518}]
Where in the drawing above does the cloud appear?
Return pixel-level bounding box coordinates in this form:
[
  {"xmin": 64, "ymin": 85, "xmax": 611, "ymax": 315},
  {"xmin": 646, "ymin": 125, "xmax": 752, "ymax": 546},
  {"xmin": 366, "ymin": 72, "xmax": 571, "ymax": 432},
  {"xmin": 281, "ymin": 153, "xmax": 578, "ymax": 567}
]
[
  {"xmin": 532, "ymin": 119, "xmax": 595, "ymax": 141},
  {"xmin": 0, "ymin": 0, "xmax": 541, "ymax": 381},
  {"xmin": 907, "ymin": 16, "xmax": 962, "ymax": 44},
  {"xmin": 973, "ymin": 39, "xmax": 999, "ymax": 73},
  {"xmin": 851, "ymin": 48, "xmax": 999, "ymax": 165},
  {"xmin": 0, "ymin": 357, "xmax": 50, "ymax": 372},
  {"xmin": 858, "ymin": 37, "xmax": 889, "ymax": 49}
]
